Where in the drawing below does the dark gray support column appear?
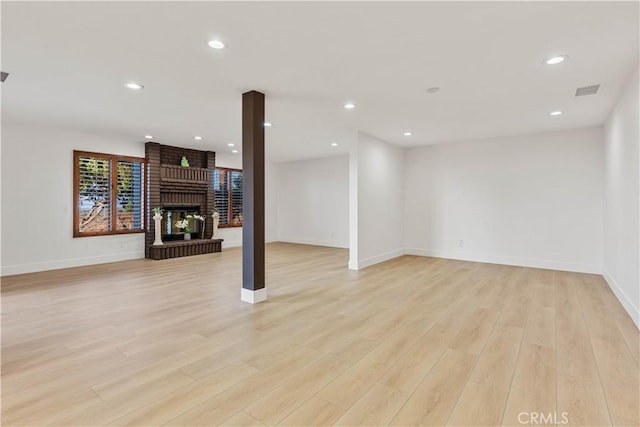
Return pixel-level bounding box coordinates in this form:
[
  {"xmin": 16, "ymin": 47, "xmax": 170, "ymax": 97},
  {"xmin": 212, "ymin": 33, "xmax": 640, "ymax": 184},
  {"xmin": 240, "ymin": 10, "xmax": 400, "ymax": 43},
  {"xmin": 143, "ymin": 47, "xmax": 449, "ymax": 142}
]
[{"xmin": 241, "ymin": 90, "xmax": 266, "ymax": 303}]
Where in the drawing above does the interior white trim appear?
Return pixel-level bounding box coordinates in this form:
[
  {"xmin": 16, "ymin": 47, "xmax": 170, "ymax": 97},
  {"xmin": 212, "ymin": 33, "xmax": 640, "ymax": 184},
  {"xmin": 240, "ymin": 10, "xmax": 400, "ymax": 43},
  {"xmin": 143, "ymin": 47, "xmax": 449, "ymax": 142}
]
[
  {"xmin": 241, "ymin": 287, "xmax": 268, "ymax": 304},
  {"xmin": 1, "ymin": 251, "xmax": 144, "ymax": 277},
  {"xmin": 603, "ymin": 270, "xmax": 640, "ymax": 328},
  {"xmin": 353, "ymin": 249, "xmax": 404, "ymax": 271},
  {"xmin": 404, "ymin": 248, "xmax": 602, "ymax": 275}
]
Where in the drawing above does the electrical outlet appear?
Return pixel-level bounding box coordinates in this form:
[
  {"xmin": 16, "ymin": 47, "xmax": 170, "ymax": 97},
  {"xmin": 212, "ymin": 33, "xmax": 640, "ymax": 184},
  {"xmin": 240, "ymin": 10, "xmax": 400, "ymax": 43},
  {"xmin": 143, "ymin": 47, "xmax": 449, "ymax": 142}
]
[{"xmin": 458, "ymin": 240, "xmax": 464, "ymax": 248}]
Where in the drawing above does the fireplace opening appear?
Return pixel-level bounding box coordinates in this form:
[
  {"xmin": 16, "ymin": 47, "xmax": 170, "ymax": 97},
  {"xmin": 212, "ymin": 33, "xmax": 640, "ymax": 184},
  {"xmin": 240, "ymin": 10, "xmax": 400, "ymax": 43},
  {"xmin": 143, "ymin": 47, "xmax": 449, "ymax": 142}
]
[{"xmin": 162, "ymin": 206, "xmax": 203, "ymax": 241}]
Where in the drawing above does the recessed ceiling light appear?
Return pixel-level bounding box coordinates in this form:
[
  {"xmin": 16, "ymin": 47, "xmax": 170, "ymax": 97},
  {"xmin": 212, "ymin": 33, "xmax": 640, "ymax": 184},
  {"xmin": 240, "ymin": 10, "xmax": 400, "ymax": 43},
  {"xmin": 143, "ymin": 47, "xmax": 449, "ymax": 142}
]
[
  {"xmin": 228, "ymin": 143, "xmax": 235, "ymax": 147},
  {"xmin": 125, "ymin": 82, "xmax": 143, "ymax": 90},
  {"xmin": 144, "ymin": 135, "xmax": 154, "ymax": 139},
  {"xmin": 343, "ymin": 103, "xmax": 355, "ymax": 109},
  {"xmin": 545, "ymin": 55, "xmax": 567, "ymax": 65},
  {"xmin": 331, "ymin": 142, "xmax": 338, "ymax": 147},
  {"xmin": 208, "ymin": 40, "xmax": 225, "ymax": 49},
  {"xmin": 426, "ymin": 87, "xmax": 440, "ymax": 94},
  {"xmin": 193, "ymin": 136, "xmax": 203, "ymax": 140},
  {"xmin": 264, "ymin": 122, "xmax": 272, "ymax": 127},
  {"xmin": 403, "ymin": 132, "xmax": 412, "ymax": 136},
  {"xmin": 232, "ymin": 149, "xmax": 239, "ymax": 154},
  {"xmin": 550, "ymin": 111, "xmax": 563, "ymax": 116}
]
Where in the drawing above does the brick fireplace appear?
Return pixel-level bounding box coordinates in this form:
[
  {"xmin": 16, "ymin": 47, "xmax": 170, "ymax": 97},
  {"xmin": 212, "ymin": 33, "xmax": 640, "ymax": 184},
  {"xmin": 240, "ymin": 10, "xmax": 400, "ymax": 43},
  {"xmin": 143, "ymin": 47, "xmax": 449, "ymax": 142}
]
[{"xmin": 145, "ymin": 142, "xmax": 222, "ymax": 259}]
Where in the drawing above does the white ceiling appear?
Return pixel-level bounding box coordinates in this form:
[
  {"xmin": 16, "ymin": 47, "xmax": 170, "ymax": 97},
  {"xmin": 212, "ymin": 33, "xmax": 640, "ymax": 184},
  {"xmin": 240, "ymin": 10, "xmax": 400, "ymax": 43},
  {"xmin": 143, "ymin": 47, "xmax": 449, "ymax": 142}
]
[{"xmin": 2, "ymin": 1, "xmax": 638, "ymax": 162}]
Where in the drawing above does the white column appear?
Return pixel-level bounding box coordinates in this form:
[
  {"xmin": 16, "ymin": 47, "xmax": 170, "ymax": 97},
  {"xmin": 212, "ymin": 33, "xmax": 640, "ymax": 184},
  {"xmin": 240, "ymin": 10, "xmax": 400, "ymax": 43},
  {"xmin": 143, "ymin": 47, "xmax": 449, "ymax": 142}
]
[
  {"xmin": 153, "ymin": 214, "xmax": 163, "ymax": 246},
  {"xmin": 211, "ymin": 211, "xmax": 220, "ymax": 239}
]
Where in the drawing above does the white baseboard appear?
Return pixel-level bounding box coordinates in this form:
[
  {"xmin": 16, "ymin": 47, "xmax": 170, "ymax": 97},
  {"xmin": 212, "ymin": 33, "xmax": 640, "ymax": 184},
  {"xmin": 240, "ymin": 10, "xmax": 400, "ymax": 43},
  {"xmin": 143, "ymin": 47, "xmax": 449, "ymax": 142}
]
[
  {"xmin": 241, "ymin": 287, "xmax": 267, "ymax": 304},
  {"xmin": 603, "ymin": 270, "xmax": 640, "ymax": 329},
  {"xmin": 277, "ymin": 236, "xmax": 349, "ymax": 249},
  {"xmin": 403, "ymin": 248, "xmax": 601, "ymax": 275},
  {"xmin": 353, "ymin": 248, "xmax": 404, "ymax": 270},
  {"xmin": 1, "ymin": 251, "xmax": 144, "ymax": 277}
]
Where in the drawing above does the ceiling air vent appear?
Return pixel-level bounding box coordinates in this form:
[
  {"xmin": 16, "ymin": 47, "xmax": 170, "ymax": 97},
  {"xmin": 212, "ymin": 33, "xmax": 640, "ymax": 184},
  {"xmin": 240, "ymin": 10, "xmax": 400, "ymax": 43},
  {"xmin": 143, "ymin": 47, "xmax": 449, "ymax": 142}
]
[
  {"xmin": 575, "ymin": 84, "xmax": 600, "ymax": 97},
  {"xmin": 0, "ymin": 72, "xmax": 8, "ymax": 82}
]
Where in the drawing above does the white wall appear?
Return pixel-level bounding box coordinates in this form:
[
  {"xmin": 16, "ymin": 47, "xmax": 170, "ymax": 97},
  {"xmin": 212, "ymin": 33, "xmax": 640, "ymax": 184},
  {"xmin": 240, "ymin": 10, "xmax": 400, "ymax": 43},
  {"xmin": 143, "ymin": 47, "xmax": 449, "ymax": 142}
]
[
  {"xmin": 349, "ymin": 132, "xmax": 405, "ymax": 269},
  {"xmin": 1, "ymin": 123, "xmax": 147, "ymax": 275},
  {"xmin": 604, "ymin": 65, "xmax": 640, "ymax": 327},
  {"xmin": 404, "ymin": 127, "xmax": 604, "ymax": 274},
  {"xmin": 276, "ymin": 156, "xmax": 349, "ymax": 248}
]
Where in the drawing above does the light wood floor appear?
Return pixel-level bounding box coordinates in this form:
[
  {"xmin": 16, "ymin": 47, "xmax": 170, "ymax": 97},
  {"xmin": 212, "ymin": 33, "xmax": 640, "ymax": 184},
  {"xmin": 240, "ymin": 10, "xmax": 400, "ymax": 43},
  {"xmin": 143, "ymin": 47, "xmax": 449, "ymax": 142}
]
[{"xmin": 2, "ymin": 243, "xmax": 639, "ymax": 426}]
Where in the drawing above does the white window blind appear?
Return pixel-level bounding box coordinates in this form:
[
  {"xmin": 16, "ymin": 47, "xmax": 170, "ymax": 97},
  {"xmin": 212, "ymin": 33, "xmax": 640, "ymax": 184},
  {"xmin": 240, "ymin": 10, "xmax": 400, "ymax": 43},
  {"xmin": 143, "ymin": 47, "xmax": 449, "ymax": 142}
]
[
  {"xmin": 214, "ymin": 168, "xmax": 243, "ymax": 227},
  {"xmin": 74, "ymin": 151, "xmax": 145, "ymax": 236},
  {"xmin": 77, "ymin": 155, "xmax": 112, "ymax": 233},
  {"xmin": 116, "ymin": 160, "xmax": 144, "ymax": 231},
  {"xmin": 214, "ymin": 169, "xmax": 230, "ymax": 225}
]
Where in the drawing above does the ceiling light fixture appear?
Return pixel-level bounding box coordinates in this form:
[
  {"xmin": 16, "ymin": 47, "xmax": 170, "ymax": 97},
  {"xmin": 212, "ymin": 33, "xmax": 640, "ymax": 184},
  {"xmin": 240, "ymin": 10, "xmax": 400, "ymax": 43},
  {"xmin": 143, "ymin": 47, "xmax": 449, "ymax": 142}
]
[
  {"xmin": 426, "ymin": 87, "xmax": 440, "ymax": 94},
  {"xmin": 403, "ymin": 132, "xmax": 412, "ymax": 136},
  {"xmin": 232, "ymin": 149, "xmax": 239, "ymax": 154},
  {"xmin": 545, "ymin": 55, "xmax": 567, "ymax": 65},
  {"xmin": 144, "ymin": 135, "xmax": 154, "ymax": 139},
  {"xmin": 208, "ymin": 40, "xmax": 225, "ymax": 49},
  {"xmin": 193, "ymin": 135, "xmax": 203, "ymax": 140},
  {"xmin": 125, "ymin": 82, "xmax": 143, "ymax": 90},
  {"xmin": 343, "ymin": 103, "xmax": 355, "ymax": 109},
  {"xmin": 550, "ymin": 111, "xmax": 563, "ymax": 116},
  {"xmin": 228, "ymin": 143, "xmax": 235, "ymax": 147},
  {"xmin": 331, "ymin": 142, "xmax": 338, "ymax": 147},
  {"xmin": 264, "ymin": 122, "xmax": 272, "ymax": 127}
]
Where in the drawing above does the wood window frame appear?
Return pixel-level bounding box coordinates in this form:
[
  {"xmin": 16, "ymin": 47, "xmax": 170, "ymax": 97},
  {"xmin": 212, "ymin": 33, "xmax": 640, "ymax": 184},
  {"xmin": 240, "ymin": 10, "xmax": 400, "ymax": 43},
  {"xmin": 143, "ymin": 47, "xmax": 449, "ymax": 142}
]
[
  {"xmin": 216, "ymin": 167, "xmax": 243, "ymax": 228},
  {"xmin": 73, "ymin": 150, "xmax": 146, "ymax": 237}
]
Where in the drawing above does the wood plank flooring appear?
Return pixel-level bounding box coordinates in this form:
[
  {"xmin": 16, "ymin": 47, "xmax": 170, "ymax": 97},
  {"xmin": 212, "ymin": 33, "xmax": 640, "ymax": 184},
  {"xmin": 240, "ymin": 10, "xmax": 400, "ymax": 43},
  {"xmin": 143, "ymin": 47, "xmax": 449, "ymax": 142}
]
[{"xmin": 2, "ymin": 243, "xmax": 638, "ymax": 426}]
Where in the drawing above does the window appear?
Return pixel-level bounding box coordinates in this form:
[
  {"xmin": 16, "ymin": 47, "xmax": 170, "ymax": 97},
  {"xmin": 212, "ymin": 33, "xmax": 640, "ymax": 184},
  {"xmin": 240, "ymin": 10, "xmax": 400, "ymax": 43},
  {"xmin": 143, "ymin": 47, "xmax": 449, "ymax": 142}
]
[
  {"xmin": 213, "ymin": 168, "xmax": 243, "ymax": 227},
  {"xmin": 74, "ymin": 151, "xmax": 145, "ymax": 236}
]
